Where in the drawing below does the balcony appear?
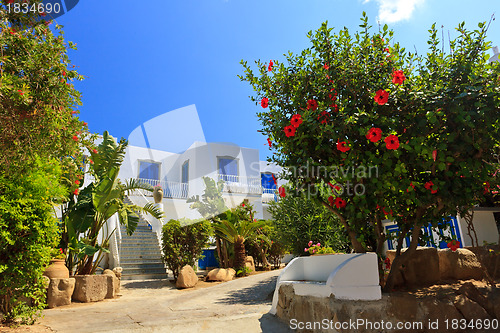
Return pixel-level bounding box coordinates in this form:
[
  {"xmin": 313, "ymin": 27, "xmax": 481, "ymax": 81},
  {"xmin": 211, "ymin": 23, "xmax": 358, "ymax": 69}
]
[
  {"xmin": 134, "ymin": 178, "xmax": 188, "ymax": 199},
  {"xmin": 217, "ymin": 174, "xmax": 263, "ymax": 195}
]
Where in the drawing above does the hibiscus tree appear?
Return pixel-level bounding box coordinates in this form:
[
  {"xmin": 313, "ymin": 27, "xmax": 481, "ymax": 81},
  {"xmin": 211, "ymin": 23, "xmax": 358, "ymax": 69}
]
[{"xmin": 241, "ymin": 15, "xmax": 500, "ymax": 292}]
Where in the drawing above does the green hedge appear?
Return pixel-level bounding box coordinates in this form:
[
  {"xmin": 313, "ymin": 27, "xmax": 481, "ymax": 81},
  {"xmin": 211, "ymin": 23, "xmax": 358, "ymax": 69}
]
[
  {"xmin": 0, "ymin": 160, "xmax": 62, "ymax": 324},
  {"xmin": 161, "ymin": 219, "xmax": 212, "ymax": 281}
]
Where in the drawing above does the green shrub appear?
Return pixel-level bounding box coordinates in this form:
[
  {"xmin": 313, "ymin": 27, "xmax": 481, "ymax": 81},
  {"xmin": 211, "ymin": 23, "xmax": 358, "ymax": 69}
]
[
  {"xmin": 0, "ymin": 160, "xmax": 63, "ymax": 324},
  {"xmin": 161, "ymin": 219, "xmax": 212, "ymax": 281},
  {"xmin": 268, "ymin": 187, "xmax": 351, "ymax": 255}
]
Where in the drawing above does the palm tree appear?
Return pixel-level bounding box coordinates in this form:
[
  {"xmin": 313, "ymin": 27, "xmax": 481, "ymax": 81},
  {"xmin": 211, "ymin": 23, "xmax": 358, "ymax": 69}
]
[
  {"xmin": 214, "ymin": 209, "xmax": 264, "ymax": 275},
  {"xmin": 63, "ymin": 131, "xmax": 164, "ymax": 275}
]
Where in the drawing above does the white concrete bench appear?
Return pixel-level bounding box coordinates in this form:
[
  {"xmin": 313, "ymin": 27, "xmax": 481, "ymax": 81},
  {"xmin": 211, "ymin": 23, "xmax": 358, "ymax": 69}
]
[{"xmin": 270, "ymin": 253, "xmax": 381, "ymax": 314}]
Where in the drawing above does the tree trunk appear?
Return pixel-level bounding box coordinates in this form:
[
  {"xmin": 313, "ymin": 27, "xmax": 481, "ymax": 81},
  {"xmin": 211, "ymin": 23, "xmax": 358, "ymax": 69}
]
[
  {"xmin": 322, "ymin": 202, "xmax": 366, "ymax": 253},
  {"xmin": 383, "ymin": 223, "xmax": 421, "ymax": 293},
  {"xmin": 215, "ymin": 236, "xmax": 223, "ymax": 268},
  {"xmin": 221, "ymin": 239, "xmax": 230, "ymax": 268},
  {"xmin": 234, "ymin": 237, "xmax": 247, "ymax": 275}
]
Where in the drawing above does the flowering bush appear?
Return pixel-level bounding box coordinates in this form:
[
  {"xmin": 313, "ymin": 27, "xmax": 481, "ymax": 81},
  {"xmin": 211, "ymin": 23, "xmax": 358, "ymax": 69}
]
[
  {"xmin": 304, "ymin": 241, "xmax": 336, "ymax": 255},
  {"xmin": 241, "ymin": 14, "xmax": 500, "ymax": 291}
]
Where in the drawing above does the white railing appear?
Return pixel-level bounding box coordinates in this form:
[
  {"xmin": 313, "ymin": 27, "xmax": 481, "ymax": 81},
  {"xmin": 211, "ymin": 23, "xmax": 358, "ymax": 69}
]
[
  {"xmin": 134, "ymin": 178, "xmax": 189, "ymax": 199},
  {"xmin": 127, "ymin": 192, "xmax": 164, "ymax": 245},
  {"xmin": 262, "ymin": 188, "xmax": 278, "ymax": 204},
  {"xmin": 217, "ymin": 174, "xmax": 263, "ymax": 195}
]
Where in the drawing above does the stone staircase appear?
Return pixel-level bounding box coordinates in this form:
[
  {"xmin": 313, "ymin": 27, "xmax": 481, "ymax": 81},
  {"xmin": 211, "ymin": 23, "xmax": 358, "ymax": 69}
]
[{"xmin": 119, "ymin": 199, "xmax": 167, "ymax": 280}]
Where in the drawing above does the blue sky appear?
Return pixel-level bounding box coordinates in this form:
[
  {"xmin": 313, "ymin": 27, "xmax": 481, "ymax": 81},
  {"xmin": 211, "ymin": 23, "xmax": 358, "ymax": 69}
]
[{"xmin": 56, "ymin": 0, "xmax": 499, "ymax": 160}]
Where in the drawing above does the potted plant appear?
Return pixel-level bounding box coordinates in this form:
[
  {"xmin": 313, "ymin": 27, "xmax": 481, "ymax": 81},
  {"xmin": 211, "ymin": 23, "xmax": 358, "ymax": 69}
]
[{"xmin": 43, "ymin": 248, "xmax": 69, "ymax": 279}]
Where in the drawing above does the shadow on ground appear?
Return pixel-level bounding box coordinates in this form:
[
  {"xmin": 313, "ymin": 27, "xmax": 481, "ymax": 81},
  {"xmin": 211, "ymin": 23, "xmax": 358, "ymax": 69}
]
[
  {"xmin": 215, "ymin": 275, "xmax": 278, "ymax": 305},
  {"xmin": 121, "ymin": 279, "xmax": 176, "ymax": 290},
  {"xmin": 259, "ymin": 313, "xmax": 294, "ymax": 333}
]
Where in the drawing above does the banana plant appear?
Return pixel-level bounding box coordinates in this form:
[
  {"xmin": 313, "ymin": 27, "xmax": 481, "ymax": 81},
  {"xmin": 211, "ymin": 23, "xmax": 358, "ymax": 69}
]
[{"xmin": 63, "ymin": 131, "xmax": 164, "ymax": 275}]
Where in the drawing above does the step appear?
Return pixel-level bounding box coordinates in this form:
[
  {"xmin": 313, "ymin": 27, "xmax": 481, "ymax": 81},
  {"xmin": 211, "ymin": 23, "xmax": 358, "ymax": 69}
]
[
  {"xmin": 120, "ymin": 250, "xmax": 162, "ymax": 256},
  {"xmin": 120, "ymin": 273, "xmax": 168, "ymax": 281},
  {"xmin": 121, "ymin": 267, "xmax": 167, "ymax": 275},
  {"xmin": 121, "ymin": 240, "xmax": 160, "ymax": 246},
  {"xmin": 121, "ymin": 255, "xmax": 163, "ymax": 261},
  {"xmin": 121, "ymin": 263, "xmax": 165, "ymax": 270}
]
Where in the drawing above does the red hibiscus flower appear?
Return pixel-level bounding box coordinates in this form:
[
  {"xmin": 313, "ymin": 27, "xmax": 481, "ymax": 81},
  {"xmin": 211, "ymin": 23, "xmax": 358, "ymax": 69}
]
[
  {"xmin": 384, "ymin": 257, "xmax": 391, "ymax": 270},
  {"xmin": 366, "ymin": 128, "xmax": 382, "ymax": 143},
  {"xmin": 268, "ymin": 60, "xmax": 273, "ymax": 72},
  {"xmin": 391, "ymin": 70, "xmax": 406, "ymax": 85},
  {"xmin": 83, "ymin": 122, "xmax": 88, "ymax": 126},
  {"xmin": 307, "ymin": 99, "xmax": 318, "ymax": 111},
  {"xmin": 89, "ymin": 159, "xmax": 94, "ymax": 164},
  {"xmin": 317, "ymin": 111, "xmax": 330, "ymax": 124},
  {"xmin": 424, "ymin": 181, "xmax": 438, "ymax": 194},
  {"xmin": 278, "ymin": 186, "xmax": 286, "ymax": 198},
  {"xmin": 71, "ymin": 110, "xmax": 77, "ymax": 115},
  {"xmin": 406, "ymin": 182, "xmax": 415, "ymax": 193},
  {"xmin": 447, "ymin": 240, "xmax": 460, "ymax": 252},
  {"xmin": 261, "ymin": 97, "xmax": 269, "ymax": 108},
  {"xmin": 330, "ymin": 104, "xmax": 339, "ymax": 112},
  {"xmin": 432, "ymin": 150, "xmax": 437, "ymax": 161},
  {"xmin": 374, "ymin": 89, "xmax": 389, "ymax": 105},
  {"xmin": 73, "ymin": 188, "xmax": 79, "ymax": 195},
  {"xmin": 291, "ymin": 114, "xmax": 303, "ymax": 128},
  {"xmin": 92, "ymin": 149, "xmax": 98, "ymax": 154},
  {"xmin": 334, "ymin": 197, "xmax": 346, "ymax": 209},
  {"xmin": 72, "ymin": 135, "xmax": 78, "ymax": 142},
  {"xmin": 382, "ymin": 207, "xmax": 393, "ymax": 216},
  {"xmin": 328, "ymin": 196, "xmax": 334, "ymax": 206},
  {"xmin": 484, "ymin": 182, "xmax": 490, "ymax": 195},
  {"xmin": 336, "ymin": 140, "xmax": 350, "ymax": 153},
  {"xmin": 324, "ymin": 63, "xmax": 329, "ymax": 70},
  {"xmin": 267, "ymin": 138, "xmax": 272, "ymax": 148},
  {"xmin": 18, "ymin": 90, "xmax": 23, "ymax": 95},
  {"xmin": 241, "ymin": 203, "xmax": 245, "ymax": 207},
  {"xmin": 384, "ymin": 135, "xmax": 399, "ymax": 150},
  {"xmin": 75, "ymin": 180, "xmax": 80, "ymax": 185},
  {"xmin": 328, "ymin": 93, "xmax": 337, "ymax": 102},
  {"xmin": 284, "ymin": 125, "xmax": 296, "ymax": 137}
]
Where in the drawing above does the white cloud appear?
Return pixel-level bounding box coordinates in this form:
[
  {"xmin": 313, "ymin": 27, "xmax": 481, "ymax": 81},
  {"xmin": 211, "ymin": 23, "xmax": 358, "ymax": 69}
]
[{"xmin": 364, "ymin": 0, "xmax": 425, "ymax": 24}]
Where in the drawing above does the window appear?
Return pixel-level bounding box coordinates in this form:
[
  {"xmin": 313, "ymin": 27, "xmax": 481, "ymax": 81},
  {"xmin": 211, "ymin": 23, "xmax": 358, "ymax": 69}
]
[
  {"xmin": 261, "ymin": 173, "xmax": 276, "ymax": 190},
  {"xmin": 181, "ymin": 161, "xmax": 189, "ymax": 184},
  {"xmin": 138, "ymin": 161, "xmax": 160, "ymax": 180},
  {"xmin": 218, "ymin": 157, "xmax": 238, "ymax": 182}
]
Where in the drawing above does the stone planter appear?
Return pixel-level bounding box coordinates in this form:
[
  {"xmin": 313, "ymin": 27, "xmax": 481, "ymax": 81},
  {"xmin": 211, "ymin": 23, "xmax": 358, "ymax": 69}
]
[
  {"xmin": 46, "ymin": 278, "xmax": 76, "ymax": 308},
  {"xmin": 72, "ymin": 275, "xmax": 108, "ymax": 303},
  {"xmin": 153, "ymin": 187, "xmax": 163, "ymax": 203},
  {"xmin": 43, "ymin": 259, "xmax": 69, "ymax": 279}
]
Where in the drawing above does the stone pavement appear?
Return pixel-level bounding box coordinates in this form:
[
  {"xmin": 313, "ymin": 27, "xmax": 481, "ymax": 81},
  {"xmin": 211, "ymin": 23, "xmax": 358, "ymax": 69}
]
[{"xmin": 34, "ymin": 270, "xmax": 293, "ymax": 333}]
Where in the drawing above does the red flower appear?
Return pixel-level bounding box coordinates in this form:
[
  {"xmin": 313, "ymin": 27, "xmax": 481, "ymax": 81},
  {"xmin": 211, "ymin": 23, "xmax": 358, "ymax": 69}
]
[
  {"xmin": 18, "ymin": 90, "xmax": 23, "ymax": 95},
  {"xmin": 384, "ymin": 257, "xmax": 391, "ymax": 270},
  {"xmin": 336, "ymin": 140, "xmax": 350, "ymax": 153},
  {"xmin": 406, "ymin": 182, "xmax": 415, "ymax": 193},
  {"xmin": 268, "ymin": 60, "xmax": 273, "ymax": 72},
  {"xmin": 71, "ymin": 110, "xmax": 77, "ymax": 115},
  {"xmin": 382, "ymin": 207, "xmax": 393, "ymax": 216},
  {"xmin": 261, "ymin": 97, "xmax": 269, "ymax": 108},
  {"xmin": 384, "ymin": 135, "xmax": 399, "ymax": 150},
  {"xmin": 324, "ymin": 64, "xmax": 329, "ymax": 70},
  {"xmin": 391, "ymin": 70, "xmax": 406, "ymax": 85},
  {"xmin": 62, "ymin": 70, "xmax": 66, "ymax": 77},
  {"xmin": 424, "ymin": 181, "xmax": 438, "ymax": 194},
  {"xmin": 374, "ymin": 89, "xmax": 389, "ymax": 105},
  {"xmin": 89, "ymin": 159, "xmax": 94, "ymax": 164},
  {"xmin": 317, "ymin": 111, "xmax": 330, "ymax": 124},
  {"xmin": 291, "ymin": 114, "xmax": 303, "ymax": 128},
  {"xmin": 271, "ymin": 174, "xmax": 277, "ymax": 185},
  {"xmin": 484, "ymin": 182, "xmax": 490, "ymax": 195},
  {"xmin": 284, "ymin": 125, "xmax": 296, "ymax": 137},
  {"xmin": 241, "ymin": 203, "xmax": 245, "ymax": 207},
  {"xmin": 328, "ymin": 93, "xmax": 337, "ymax": 102},
  {"xmin": 75, "ymin": 180, "xmax": 80, "ymax": 185},
  {"xmin": 92, "ymin": 149, "xmax": 98, "ymax": 154},
  {"xmin": 72, "ymin": 135, "xmax": 78, "ymax": 142},
  {"xmin": 83, "ymin": 122, "xmax": 88, "ymax": 126},
  {"xmin": 73, "ymin": 188, "xmax": 79, "ymax": 195},
  {"xmin": 59, "ymin": 248, "xmax": 63, "ymax": 254},
  {"xmin": 330, "ymin": 104, "xmax": 339, "ymax": 113},
  {"xmin": 366, "ymin": 128, "xmax": 382, "ymax": 143},
  {"xmin": 447, "ymin": 240, "xmax": 460, "ymax": 252},
  {"xmin": 267, "ymin": 138, "xmax": 272, "ymax": 148},
  {"xmin": 328, "ymin": 182, "xmax": 341, "ymax": 192},
  {"xmin": 432, "ymin": 150, "xmax": 437, "ymax": 161},
  {"xmin": 328, "ymin": 196, "xmax": 334, "ymax": 206},
  {"xmin": 337, "ymin": 140, "xmax": 351, "ymax": 153},
  {"xmin": 278, "ymin": 186, "xmax": 286, "ymax": 198},
  {"xmin": 307, "ymin": 99, "xmax": 318, "ymax": 111},
  {"xmin": 334, "ymin": 197, "xmax": 346, "ymax": 209}
]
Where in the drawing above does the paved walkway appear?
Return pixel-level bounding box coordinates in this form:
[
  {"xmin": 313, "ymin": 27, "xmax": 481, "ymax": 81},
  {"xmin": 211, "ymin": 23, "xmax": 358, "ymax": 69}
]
[{"xmin": 35, "ymin": 270, "xmax": 293, "ymax": 333}]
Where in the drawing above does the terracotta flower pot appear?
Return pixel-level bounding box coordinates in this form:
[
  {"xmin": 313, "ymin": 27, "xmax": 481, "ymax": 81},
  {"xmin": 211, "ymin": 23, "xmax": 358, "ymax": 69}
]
[
  {"xmin": 43, "ymin": 259, "xmax": 69, "ymax": 279},
  {"xmin": 153, "ymin": 187, "xmax": 163, "ymax": 203}
]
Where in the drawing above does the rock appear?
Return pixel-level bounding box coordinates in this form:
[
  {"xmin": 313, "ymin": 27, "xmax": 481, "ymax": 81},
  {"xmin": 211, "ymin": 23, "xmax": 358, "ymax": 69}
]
[
  {"xmin": 386, "ymin": 247, "xmax": 440, "ymax": 287},
  {"xmin": 438, "ymin": 248, "xmax": 483, "ymax": 280},
  {"xmin": 206, "ymin": 268, "xmax": 236, "ymax": 282},
  {"xmin": 102, "ymin": 269, "xmax": 115, "ymax": 277},
  {"xmin": 112, "ymin": 267, "xmax": 123, "ymax": 279},
  {"xmin": 244, "ymin": 256, "xmax": 255, "ymax": 273},
  {"xmin": 105, "ymin": 275, "xmax": 120, "ymax": 299},
  {"xmin": 387, "ymin": 294, "xmax": 418, "ymax": 320},
  {"xmin": 176, "ymin": 265, "xmax": 198, "ymax": 289},
  {"xmin": 457, "ymin": 282, "xmax": 495, "ymax": 318},
  {"xmin": 454, "ymin": 294, "xmax": 491, "ymax": 320},
  {"xmin": 72, "ymin": 275, "xmax": 108, "ymax": 303},
  {"xmin": 47, "ymin": 278, "xmax": 75, "ymax": 309}
]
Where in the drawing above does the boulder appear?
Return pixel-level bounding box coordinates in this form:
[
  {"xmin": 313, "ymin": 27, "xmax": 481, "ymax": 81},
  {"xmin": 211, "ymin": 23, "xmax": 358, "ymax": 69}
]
[
  {"xmin": 386, "ymin": 247, "xmax": 440, "ymax": 287},
  {"xmin": 105, "ymin": 274, "xmax": 120, "ymax": 299},
  {"xmin": 176, "ymin": 265, "xmax": 198, "ymax": 289},
  {"xmin": 244, "ymin": 256, "xmax": 255, "ymax": 273},
  {"xmin": 438, "ymin": 248, "xmax": 483, "ymax": 281},
  {"xmin": 206, "ymin": 268, "xmax": 236, "ymax": 282},
  {"xmin": 112, "ymin": 267, "xmax": 123, "ymax": 279},
  {"xmin": 453, "ymin": 294, "xmax": 491, "ymax": 320},
  {"xmin": 47, "ymin": 278, "xmax": 75, "ymax": 309},
  {"xmin": 72, "ymin": 275, "xmax": 108, "ymax": 302}
]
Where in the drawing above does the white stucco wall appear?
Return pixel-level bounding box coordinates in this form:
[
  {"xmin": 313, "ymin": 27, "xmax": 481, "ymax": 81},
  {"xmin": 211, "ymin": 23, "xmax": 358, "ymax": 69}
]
[{"xmin": 458, "ymin": 208, "xmax": 500, "ymax": 247}]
